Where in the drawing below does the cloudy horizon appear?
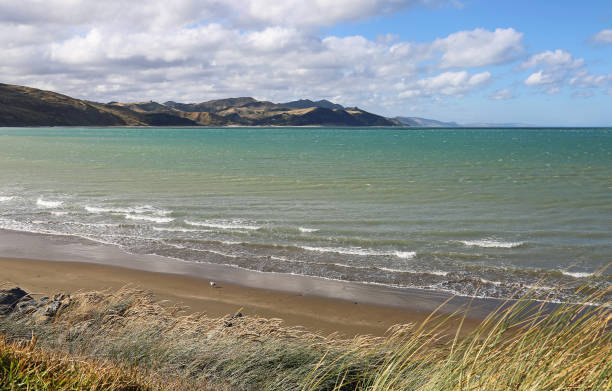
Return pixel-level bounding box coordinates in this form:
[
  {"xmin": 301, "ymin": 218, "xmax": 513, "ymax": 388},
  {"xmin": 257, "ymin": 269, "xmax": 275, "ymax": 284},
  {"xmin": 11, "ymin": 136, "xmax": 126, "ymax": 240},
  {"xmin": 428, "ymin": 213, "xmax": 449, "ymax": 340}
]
[{"xmin": 2, "ymin": 0, "xmax": 611, "ymax": 125}]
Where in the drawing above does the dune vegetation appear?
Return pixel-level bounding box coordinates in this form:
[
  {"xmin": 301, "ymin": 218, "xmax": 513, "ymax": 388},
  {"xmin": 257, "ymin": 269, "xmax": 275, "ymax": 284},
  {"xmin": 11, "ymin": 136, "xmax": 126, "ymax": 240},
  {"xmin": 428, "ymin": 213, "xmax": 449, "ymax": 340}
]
[{"xmin": 0, "ymin": 285, "xmax": 610, "ymax": 391}]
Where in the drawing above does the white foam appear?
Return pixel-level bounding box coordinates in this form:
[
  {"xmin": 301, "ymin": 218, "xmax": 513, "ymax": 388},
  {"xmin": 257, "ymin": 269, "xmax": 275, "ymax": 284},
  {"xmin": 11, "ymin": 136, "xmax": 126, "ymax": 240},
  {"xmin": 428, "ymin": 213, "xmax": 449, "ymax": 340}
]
[
  {"xmin": 185, "ymin": 219, "xmax": 261, "ymax": 230},
  {"xmin": 298, "ymin": 227, "xmax": 319, "ymax": 233},
  {"xmin": 561, "ymin": 271, "xmax": 594, "ymax": 278},
  {"xmin": 302, "ymin": 246, "xmax": 416, "ymax": 259},
  {"xmin": 394, "ymin": 251, "xmax": 417, "ymax": 259},
  {"xmin": 36, "ymin": 198, "xmax": 63, "ymax": 208},
  {"xmin": 51, "ymin": 211, "xmax": 68, "ymax": 216},
  {"xmin": 85, "ymin": 204, "xmax": 170, "ymax": 216},
  {"xmin": 0, "ymin": 196, "xmax": 15, "ymax": 202},
  {"xmin": 461, "ymin": 239, "xmax": 524, "ymax": 248},
  {"xmin": 124, "ymin": 214, "xmax": 174, "ymax": 223},
  {"xmin": 152, "ymin": 227, "xmax": 213, "ymax": 233}
]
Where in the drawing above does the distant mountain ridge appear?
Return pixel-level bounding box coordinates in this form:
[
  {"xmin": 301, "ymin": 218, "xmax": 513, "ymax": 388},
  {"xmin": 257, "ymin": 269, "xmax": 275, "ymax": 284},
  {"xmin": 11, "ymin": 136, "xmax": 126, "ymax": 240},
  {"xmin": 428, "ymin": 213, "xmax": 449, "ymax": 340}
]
[
  {"xmin": 0, "ymin": 83, "xmax": 398, "ymax": 127},
  {"xmin": 0, "ymin": 83, "xmax": 531, "ymax": 128},
  {"xmin": 395, "ymin": 116, "xmax": 532, "ymax": 128},
  {"xmin": 395, "ymin": 116, "xmax": 460, "ymax": 127},
  {"xmin": 281, "ymin": 99, "xmax": 345, "ymax": 110}
]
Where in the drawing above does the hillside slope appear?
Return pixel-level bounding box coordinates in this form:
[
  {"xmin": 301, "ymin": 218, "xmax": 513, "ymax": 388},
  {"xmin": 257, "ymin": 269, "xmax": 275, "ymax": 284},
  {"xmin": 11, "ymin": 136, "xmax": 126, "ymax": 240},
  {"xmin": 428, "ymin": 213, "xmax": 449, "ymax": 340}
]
[{"xmin": 1, "ymin": 83, "xmax": 397, "ymax": 127}]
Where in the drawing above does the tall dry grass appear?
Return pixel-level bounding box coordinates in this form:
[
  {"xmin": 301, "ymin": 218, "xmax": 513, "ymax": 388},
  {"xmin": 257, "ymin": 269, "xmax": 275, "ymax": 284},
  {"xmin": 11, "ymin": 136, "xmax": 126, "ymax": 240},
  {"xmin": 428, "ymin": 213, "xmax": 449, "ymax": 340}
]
[
  {"xmin": 1, "ymin": 285, "xmax": 610, "ymax": 390},
  {"xmin": 0, "ymin": 334, "xmax": 152, "ymax": 390},
  {"xmin": 303, "ymin": 287, "xmax": 612, "ymax": 391}
]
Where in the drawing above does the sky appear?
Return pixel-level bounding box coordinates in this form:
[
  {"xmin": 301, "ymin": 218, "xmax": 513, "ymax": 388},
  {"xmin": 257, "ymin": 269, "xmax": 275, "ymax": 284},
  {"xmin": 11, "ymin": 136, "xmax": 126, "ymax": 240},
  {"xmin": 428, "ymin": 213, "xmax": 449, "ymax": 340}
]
[{"xmin": 1, "ymin": 0, "xmax": 611, "ymax": 125}]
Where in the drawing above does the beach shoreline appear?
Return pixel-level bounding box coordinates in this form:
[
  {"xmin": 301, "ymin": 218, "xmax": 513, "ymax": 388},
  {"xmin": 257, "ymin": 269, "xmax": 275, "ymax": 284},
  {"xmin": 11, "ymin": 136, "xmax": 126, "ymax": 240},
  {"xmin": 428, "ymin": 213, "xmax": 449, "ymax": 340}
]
[{"xmin": 0, "ymin": 228, "xmax": 497, "ymax": 336}]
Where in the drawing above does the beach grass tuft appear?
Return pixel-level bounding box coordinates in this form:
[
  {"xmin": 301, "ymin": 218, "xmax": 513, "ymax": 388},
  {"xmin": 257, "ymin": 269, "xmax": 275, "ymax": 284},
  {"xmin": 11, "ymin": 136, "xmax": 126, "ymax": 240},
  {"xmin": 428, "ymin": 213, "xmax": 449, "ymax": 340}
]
[{"xmin": 0, "ymin": 335, "xmax": 152, "ymax": 390}]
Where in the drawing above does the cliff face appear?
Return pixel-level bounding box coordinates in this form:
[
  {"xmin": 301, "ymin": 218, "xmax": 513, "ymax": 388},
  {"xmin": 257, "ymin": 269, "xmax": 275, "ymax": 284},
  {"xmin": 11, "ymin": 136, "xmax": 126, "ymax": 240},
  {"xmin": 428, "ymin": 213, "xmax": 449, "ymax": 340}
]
[{"xmin": 0, "ymin": 83, "xmax": 398, "ymax": 127}]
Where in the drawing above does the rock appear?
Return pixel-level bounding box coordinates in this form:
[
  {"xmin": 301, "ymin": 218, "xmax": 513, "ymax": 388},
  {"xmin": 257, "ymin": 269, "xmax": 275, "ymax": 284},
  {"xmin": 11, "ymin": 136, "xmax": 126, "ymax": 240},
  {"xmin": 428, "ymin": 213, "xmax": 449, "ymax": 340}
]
[
  {"xmin": 0, "ymin": 287, "xmax": 29, "ymax": 305},
  {"xmin": 0, "ymin": 305, "xmax": 12, "ymax": 315},
  {"xmin": 38, "ymin": 301, "xmax": 62, "ymax": 317},
  {"xmin": 14, "ymin": 297, "xmax": 48, "ymax": 316},
  {"xmin": 0, "ymin": 287, "xmax": 31, "ymax": 315}
]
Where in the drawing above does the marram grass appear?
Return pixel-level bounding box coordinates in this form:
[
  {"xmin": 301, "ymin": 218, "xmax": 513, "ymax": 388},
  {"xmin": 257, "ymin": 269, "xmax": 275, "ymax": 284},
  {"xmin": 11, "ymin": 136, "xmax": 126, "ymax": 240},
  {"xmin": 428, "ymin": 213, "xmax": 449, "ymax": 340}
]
[
  {"xmin": 0, "ymin": 335, "xmax": 151, "ymax": 390},
  {"xmin": 303, "ymin": 286, "xmax": 612, "ymax": 391},
  {"xmin": 0, "ymin": 285, "xmax": 610, "ymax": 391}
]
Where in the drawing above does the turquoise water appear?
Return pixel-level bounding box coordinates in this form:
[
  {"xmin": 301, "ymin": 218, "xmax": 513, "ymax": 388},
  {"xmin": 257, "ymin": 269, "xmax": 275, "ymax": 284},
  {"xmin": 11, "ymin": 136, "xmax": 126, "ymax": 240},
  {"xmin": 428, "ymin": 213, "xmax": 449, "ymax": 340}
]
[{"xmin": 0, "ymin": 127, "xmax": 610, "ymax": 300}]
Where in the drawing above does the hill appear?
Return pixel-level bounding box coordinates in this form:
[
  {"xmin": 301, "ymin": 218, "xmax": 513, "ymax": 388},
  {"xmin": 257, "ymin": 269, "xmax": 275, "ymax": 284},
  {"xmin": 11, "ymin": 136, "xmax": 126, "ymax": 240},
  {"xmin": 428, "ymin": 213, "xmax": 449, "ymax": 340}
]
[
  {"xmin": 395, "ymin": 116, "xmax": 460, "ymax": 127},
  {"xmin": 0, "ymin": 83, "xmax": 397, "ymax": 127}
]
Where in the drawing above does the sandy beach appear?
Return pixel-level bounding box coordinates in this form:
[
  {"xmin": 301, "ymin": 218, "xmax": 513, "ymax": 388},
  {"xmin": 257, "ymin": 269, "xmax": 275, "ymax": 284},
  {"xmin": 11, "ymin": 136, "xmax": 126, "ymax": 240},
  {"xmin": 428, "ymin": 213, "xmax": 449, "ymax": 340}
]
[
  {"xmin": 1, "ymin": 257, "xmax": 441, "ymax": 336},
  {"xmin": 0, "ymin": 229, "xmax": 496, "ymax": 336}
]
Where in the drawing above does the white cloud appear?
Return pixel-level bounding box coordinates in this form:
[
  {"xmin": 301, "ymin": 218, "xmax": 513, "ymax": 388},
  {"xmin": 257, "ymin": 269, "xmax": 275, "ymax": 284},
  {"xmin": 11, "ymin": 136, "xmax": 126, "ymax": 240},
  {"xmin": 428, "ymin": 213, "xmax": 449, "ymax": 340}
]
[
  {"xmin": 488, "ymin": 88, "xmax": 515, "ymax": 100},
  {"xmin": 399, "ymin": 71, "xmax": 491, "ymax": 98},
  {"xmin": 0, "ymin": 1, "xmax": 514, "ymax": 115},
  {"xmin": 524, "ymin": 70, "xmax": 565, "ymax": 94},
  {"xmin": 520, "ymin": 49, "xmax": 583, "ymax": 70},
  {"xmin": 433, "ymin": 28, "xmax": 524, "ymax": 68},
  {"xmin": 524, "ymin": 71, "xmax": 556, "ymax": 86},
  {"xmin": 0, "ymin": 0, "xmax": 452, "ymax": 29},
  {"xmin": 569, "ymin": 69, "xmax": 612, "ymax": 89},
  {"xmin": 521, "ymin": 49, "xmax": 611, "ymax": 96},
  {"xmin": 592, "ymin": 29, "xmax": 612, "ymax": 44}
]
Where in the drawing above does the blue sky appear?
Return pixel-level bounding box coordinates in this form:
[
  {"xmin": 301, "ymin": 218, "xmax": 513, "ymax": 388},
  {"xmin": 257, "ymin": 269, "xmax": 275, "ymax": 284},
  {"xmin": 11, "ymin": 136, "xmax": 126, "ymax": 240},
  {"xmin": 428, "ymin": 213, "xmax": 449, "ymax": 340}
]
[
  {"xmin": 326, "ymin": 0, "xmax": 612, "ymax": 125},
  {"xmin": 1, "ymin": 0, "xmax": 611, "ymax": 125}
]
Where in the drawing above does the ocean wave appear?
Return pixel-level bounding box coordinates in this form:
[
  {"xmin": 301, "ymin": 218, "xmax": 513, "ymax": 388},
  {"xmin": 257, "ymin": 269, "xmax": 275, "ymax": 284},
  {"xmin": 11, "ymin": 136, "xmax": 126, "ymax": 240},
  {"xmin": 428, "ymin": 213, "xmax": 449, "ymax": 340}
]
[
  {"xmin": 51, "ymin": 211, "xmax": 69, "ymax": 216},
  {"xmin": 0, "ymin": 196, "xmax": 15, "ymax": 202},
  {"xmin": 378, "ymin": 267, "xmax": 449, "ymax": 276},
  {"xmin": 298, "ymin": 227, "xmax": 319, "ymax": 233},
  {"xmin": 460, "ymin": 239, "xmax": 524, "ymax": 248},
  {"xmin": 124, "ymin": 214, "xmax": 174, "ymax": 223},
  {"xmin": 152, "ymin": 227, "xmax": 213, "ymax": 233},
  {"xmin": 561, "ymin": 271, "xmax": 594, "ymax": 278},
  {"xmin": 185, "ymin": 219, "xmax": 261, "ymax": 230},
  {"xmin": 36, "ymin": 198, "xmax": 63, "ymax": 208},
  {"xmin": 302, "ymin": 245, "xmax": 416, "ymax": 259},
  {"xmin": 85, "ymin": 204, "xmax": 171, "ymax": 216}
]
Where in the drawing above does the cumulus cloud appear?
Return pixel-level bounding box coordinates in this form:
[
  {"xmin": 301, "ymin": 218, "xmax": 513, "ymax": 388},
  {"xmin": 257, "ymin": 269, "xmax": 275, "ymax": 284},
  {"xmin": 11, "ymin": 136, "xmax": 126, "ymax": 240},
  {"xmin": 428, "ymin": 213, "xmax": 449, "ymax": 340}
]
[
  {"xmin": 232, "ymin": 0, "xmax": 452, "ymax": 27},
  {"xmin": 592, "ymin": 29, "xmax": 612, "ymax": 44},
  {"xmin": 519, "ymin": 49, "xmax": 583, "ymax": 70},
  {"xmin": 0, "ymin": 0, "xmax": 451, "ymax": 29},
  {"xmin": 399, "ymin": 71, "xmax": 491, "ymax": 98},
  {"xmin": 488, "ymin": 88, "xmax": 515, "ymax": 100},
  {"xmin": 521, "ymin": 49, "xmax": 610, "ymax": 96},
  {"xmin": 568, "ymin": 69, "xmax": 612, "ymax": 89},
  {"xmin": 1, "ymin": 0, "xmax": 517, "ymax": 114},
  {"xmin": 433, "ymin": 28, "xmax": 524, "ymax": 68}
]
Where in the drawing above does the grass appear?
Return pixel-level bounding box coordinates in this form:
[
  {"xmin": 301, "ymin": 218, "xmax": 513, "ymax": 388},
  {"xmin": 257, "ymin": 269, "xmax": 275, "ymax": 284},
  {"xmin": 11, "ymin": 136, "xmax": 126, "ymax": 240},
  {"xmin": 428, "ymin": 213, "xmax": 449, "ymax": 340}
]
[
  {"xmin": 0, "ymin": 285, "xmax": 610, "ymax": 390},
  {"xmin": 0, "ymin": 335, "xmax": 151, "ymax": 390},
  {"xmin": 303, "ymin": 286, "xmax": 612, "ymax": 391}
]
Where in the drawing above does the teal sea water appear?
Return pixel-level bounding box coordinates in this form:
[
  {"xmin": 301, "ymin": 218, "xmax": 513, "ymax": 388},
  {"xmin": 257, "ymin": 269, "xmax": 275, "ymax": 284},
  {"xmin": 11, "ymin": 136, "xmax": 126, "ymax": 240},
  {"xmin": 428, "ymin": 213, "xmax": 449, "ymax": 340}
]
[{"xmin": 0, "ymin": 127, "xmax": 610, "ymax": 300}]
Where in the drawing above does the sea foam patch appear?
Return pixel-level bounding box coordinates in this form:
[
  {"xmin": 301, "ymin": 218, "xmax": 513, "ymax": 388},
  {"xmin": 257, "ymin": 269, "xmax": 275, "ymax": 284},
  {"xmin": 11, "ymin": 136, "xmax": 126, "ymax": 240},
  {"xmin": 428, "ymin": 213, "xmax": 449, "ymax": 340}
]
[
  {"xmin": 460, "ymin": 239, "xmax": 524, "ymax": 248},
  {"xmin": 185, "ymin": 219, "xmax": 261, "ymax": 230},
  {"xmin": 124, "ymin": 214, "xmax": 174, "ymax": 223},
  {"xmin": 86, "ymin": 204, "xmax": 171, "ymax": 216},
  {"xmin": 0, "ymin": 196, "xmax": 15, "ymax": 202},
  {"xmin": 298, "ymin": 227, "xmax": 319, "ymax": 233},
  {"xmin": 36, "ymin": 197, "xmax": 63, "ymax": 208},
  {"xmin": 561, "ymin": 271, "xmax": 594, "ymax": 278},
  {"xmin": 302, "ymin": 245, "xmax": 416, "ymax": 259}
]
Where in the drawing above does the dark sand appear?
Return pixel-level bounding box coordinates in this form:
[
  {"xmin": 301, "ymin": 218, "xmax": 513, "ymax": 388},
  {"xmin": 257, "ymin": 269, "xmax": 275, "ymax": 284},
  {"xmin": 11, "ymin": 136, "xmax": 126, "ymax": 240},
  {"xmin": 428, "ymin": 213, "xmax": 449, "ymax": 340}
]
[{"xmin": 0, "ymin": 229, "xmax": 497, "ymax": 336}]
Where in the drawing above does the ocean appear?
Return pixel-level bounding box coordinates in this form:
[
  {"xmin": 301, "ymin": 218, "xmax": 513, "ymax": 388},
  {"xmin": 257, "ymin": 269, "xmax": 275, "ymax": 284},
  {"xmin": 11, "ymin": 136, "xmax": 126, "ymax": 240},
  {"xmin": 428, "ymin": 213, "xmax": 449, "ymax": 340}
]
[{"xmin": 0, "ymin": 127, "xmax": 610, "ymax": 301}]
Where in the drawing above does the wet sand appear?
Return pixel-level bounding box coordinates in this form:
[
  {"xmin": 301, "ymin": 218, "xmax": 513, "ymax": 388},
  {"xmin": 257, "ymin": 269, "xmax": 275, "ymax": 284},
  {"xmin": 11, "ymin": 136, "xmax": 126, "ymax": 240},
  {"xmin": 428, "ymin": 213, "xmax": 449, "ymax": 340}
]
[{"xmin": 0, "ymin": 229, "xmax": 498, "ymax": 336}]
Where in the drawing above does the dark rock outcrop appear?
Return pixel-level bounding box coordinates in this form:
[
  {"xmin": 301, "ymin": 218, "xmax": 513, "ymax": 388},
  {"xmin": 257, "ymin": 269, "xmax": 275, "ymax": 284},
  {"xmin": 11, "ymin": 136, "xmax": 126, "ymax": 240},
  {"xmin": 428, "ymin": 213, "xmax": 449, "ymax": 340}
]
[{"xmin": 0, "ymin": 287, "xmax": 30, "ymax": 314}]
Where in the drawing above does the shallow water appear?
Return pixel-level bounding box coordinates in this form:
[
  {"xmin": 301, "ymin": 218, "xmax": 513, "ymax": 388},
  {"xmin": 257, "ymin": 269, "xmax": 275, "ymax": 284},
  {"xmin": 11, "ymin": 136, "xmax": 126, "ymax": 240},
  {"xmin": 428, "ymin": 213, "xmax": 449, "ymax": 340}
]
[{"xmin": 0, "ymin": 127, "xmax": 610, "ymax": 300}]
